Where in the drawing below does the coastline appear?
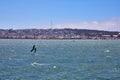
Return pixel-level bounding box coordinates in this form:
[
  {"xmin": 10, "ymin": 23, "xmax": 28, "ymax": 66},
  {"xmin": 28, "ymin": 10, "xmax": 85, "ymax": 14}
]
[{"xmin": 0, "ymin": 29, "xmax": 120, "ymax": 40}]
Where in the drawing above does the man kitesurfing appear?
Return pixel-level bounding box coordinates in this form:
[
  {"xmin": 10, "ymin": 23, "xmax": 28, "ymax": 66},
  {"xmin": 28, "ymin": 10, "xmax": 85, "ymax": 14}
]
[{"xmin": 31, "ymin": 45, "xmax": 36, "ymax": 53}]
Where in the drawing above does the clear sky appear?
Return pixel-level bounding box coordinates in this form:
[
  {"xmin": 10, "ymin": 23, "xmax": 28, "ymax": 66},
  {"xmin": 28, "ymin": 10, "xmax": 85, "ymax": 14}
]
[{"xmin": 0, "ymin": 0, "xmax": 120, "ymax": 31}]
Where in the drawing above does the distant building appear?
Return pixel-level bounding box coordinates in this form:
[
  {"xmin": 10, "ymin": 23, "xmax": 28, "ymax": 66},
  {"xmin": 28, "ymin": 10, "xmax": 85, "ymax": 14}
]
[
  {"xmin": 117, "ymin": 33, "xmax": 120, "ymax": 39},
  {"xmin": 0, "ymin": 29, "xmax": 119, "ymax": 39}
]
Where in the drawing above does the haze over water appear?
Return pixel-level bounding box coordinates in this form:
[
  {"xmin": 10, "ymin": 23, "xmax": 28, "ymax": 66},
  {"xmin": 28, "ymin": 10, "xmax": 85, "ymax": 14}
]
[{"xmin": 0, "ymin": 39, "xmax": 120, "ymax": 80}]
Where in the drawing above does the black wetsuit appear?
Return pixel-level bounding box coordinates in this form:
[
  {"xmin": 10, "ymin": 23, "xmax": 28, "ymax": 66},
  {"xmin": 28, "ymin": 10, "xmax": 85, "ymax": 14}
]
[{"xmin": 31, "ymin": 45, "xmax": 36, "ymax": 53}]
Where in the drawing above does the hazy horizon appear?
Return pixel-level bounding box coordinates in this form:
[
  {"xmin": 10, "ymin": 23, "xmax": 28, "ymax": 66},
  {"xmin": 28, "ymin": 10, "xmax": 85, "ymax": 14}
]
[{"xmin": 0, "ymin": 0, "xmax": 120, "ymax": 31}]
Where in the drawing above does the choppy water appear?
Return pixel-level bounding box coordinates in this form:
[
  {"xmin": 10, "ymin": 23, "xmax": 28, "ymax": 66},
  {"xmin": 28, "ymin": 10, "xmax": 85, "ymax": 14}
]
[{"xmin": 0, "ymin": 39, "xmax": 120, "ymax": 80}]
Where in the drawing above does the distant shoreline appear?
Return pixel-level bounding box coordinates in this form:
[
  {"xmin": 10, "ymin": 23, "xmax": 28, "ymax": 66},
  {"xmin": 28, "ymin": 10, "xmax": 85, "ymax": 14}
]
[
  {"xmin": 0, "ymin": 39, "xmax": 120, "ymax": 42},
  {"xmin": 0, "ymin": 28, "xmax": 120, "ymax": 40}
]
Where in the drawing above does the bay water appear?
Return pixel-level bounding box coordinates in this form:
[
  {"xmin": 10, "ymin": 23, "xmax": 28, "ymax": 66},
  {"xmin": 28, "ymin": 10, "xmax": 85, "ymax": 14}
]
[{"xmin": 0, "ymin": 39, "xmax": 120, "ymax": 80}]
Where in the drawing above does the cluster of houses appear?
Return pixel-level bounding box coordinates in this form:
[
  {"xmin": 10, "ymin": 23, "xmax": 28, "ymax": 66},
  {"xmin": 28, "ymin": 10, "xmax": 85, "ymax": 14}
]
[{"xmin": 0, "ymin": 29, "xmax": 120, "ymax": 39}]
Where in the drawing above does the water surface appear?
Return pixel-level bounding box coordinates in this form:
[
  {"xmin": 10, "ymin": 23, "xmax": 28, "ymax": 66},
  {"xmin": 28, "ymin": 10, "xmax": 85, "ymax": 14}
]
[{"xmin": 0, "ymin": 39, "xmax": 120, "ymax": 80}]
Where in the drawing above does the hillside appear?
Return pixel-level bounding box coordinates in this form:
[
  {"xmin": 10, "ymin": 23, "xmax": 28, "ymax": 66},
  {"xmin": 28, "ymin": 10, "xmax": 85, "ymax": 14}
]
[{"xmin": 0, "ymin": 29, "xmax": 120, "ymax": 39}]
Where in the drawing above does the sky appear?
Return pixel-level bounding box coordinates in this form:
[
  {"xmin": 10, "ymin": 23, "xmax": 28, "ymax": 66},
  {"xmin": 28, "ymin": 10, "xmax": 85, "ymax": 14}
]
[{"xmin": 0, "ymin": 0, "xmax": 120, "ymax": 31}]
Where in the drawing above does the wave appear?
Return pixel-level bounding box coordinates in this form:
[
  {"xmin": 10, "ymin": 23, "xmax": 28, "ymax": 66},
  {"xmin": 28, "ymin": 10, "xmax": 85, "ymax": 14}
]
[
  {"xmin": 31, "ymin": 62, "xmax": 50, "ymax": 67},
  {"xmin": 104, "ymin": 49, "xmax": 110, "ymax": 53}
]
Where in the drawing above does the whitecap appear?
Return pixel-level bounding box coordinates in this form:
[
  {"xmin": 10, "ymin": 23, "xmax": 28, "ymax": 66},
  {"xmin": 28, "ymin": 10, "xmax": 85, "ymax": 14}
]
[
  {"xmin": 31, "ymin": 62, "xmax": 49, "ymax": 66},
  {"xmin": 53, "ymin": 66, "xmax": 57, "ymax": 68},
  {"xmin": 104, "ymin": 50, "xmax": 110, "ymax": 53}
]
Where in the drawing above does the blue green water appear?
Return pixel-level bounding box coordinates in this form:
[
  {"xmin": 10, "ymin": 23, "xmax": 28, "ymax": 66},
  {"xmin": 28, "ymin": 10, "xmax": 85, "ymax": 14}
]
[{"xmin": 0, "ymin": 39, "xmax": 120, "ymax": 80}]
